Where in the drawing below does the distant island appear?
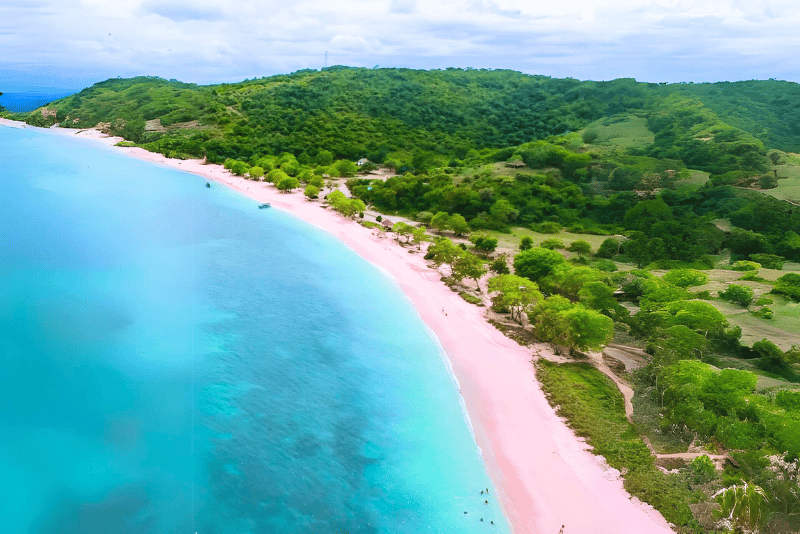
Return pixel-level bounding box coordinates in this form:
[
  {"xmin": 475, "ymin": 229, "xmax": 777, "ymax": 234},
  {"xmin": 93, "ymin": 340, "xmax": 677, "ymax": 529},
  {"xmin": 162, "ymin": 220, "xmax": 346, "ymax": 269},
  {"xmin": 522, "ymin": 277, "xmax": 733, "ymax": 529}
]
[{"xmin": 5, "ymin": 67, "xmax": 800, "ymax": 533}]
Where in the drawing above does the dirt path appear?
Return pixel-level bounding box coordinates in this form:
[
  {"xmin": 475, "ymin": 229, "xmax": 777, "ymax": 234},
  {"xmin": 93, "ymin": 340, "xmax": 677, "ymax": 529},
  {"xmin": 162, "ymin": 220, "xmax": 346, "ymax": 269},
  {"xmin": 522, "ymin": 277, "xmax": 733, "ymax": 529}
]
[{"xmin": 584, "ymin": 348, "xmax": 731, "ymax": 470}]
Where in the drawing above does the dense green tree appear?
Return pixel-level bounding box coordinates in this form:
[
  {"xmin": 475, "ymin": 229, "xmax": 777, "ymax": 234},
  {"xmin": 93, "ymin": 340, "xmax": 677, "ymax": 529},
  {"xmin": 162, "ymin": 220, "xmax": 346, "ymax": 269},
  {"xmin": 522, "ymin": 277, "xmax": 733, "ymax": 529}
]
[
  {"xmin": 528, "ymin": 296, "xmax": 575, "ymax": 348},
  {"xmin": 752, "ymin": 339, "xmax": 799, "ymax": 371},
  {"xmin": 316, "ymin": 149, "xmax": 334, "ymax": 166},
  {"xmin": 230, "ymin": 160, "xmax": 250, "ymax": 176},
  {"xmin": 578, "ymin": 281, "xmax": 619, "ymax": 315},
  {"xmin": 333, "ymin": 159, "xmax": 359, "ymax": 177},
  {"xmin": 519, "ymin": 236, "xmax": 533, "ymax": 251},
  {"xmin": 430, "ymin": 211, "xmax": 451, "ymax": 232},
  {"xmin": 488, "ymin": 274, "xmax": 543, "ymax": 322},
  {"xmin": 426, "ymin": 237, "xmax": 461, "ymax": 268},
  {"xmin": 451, "ymin": 250, "xmax": 487, "ymax": 290},
  {"xmin": 665, "ymin": 300, "xmax": 728, "ymax": 336},
  {"xmin": 513, "ymin": 247, "xmax": 566, "ymax": 281},
  {"xmin": 304, "ymin": 184, "xmax": 320, "ymax": 199},
  {"xmin": 470, "ymin": 234, "xmax": 498, "ymax": 253},
  {"xmin": 663, "ymin": 269, "xmax": 709, "ymax": 288},
  {"xmin": 392, "ymin": 222, "xmax": 414, "ymax": 244},
  {"xmin": 308, "ymin": 175, "xmax": 325, "ymax": 189},
  {"xmin": 276, "ymin": 175, "xmax": 300, "ymax": 192},
  {"xmin": 567, "ymin": 240, "xmax": 592, "ymax": 255},
  {"xmin": 490, "ymin": 256, "xmax": 510, "ymax": 274},
  {"xmin": 248, "ymin": 166, "xmax": 265, "ymax": 179},
  {"xmin": 449, "ymin": 214, "xmax": 470, "ymax": 236},
  {"xmin": 596, "ymin": 237, "xmax": 623, "ymax": 258},
  {"xmin": 411, "ymin": 226, "xmax": 429, "ymax": 249},
  {"xmin": 562, "ymin": 306, "xmax": 614, "ymax": 351}
]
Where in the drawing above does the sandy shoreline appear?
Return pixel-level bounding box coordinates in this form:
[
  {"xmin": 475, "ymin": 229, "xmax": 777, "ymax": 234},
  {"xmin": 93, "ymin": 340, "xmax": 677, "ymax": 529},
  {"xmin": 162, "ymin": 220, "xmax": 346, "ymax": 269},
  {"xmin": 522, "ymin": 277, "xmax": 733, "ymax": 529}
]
[{"xmin": 2, "ymin": 117, "xmax": 674, "ymax": 533}]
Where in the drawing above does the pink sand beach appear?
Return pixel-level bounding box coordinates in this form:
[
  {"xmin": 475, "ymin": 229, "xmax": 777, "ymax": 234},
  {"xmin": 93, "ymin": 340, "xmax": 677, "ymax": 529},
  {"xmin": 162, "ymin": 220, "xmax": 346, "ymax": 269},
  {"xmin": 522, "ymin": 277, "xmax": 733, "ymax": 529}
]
[{"xmin": 1, "ymin": 118, "xmax": 675, "ymax": 533}]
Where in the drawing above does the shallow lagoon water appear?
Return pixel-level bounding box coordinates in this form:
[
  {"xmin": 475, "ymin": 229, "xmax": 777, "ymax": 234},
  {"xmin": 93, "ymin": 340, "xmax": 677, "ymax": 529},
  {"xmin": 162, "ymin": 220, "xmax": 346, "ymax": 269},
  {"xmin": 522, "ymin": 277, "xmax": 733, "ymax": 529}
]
[{"xmin": 0, "ymin": 126, "xmax": 510, "ymax": 533}]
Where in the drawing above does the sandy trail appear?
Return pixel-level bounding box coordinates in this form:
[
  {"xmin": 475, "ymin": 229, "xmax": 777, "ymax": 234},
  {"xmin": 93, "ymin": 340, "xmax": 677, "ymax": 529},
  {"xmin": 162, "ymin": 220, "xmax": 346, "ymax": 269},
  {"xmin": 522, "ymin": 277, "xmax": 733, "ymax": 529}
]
[{"xmin": 1, "ymin": 118, "xmax": 675, "ymax": 533}]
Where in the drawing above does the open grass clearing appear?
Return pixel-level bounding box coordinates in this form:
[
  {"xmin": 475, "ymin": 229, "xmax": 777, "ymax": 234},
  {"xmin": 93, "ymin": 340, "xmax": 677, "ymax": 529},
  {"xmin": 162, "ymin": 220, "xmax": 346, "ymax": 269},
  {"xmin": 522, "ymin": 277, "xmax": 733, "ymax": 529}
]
[
  {"xmin": 490, "ymin": 227, "xmax": 613, "ymax": 252},
  {"xmin": 682, "ymin": 169, "xmax": 710, "ymax": 186},
  {"xmin": 724, "ymin": 297, "xmax": 800, "ymax": 352},
  {"xmin": 581, "ymin": 113, "xmax": 654, "ymax": 150},
  {"xmin": 766, "ymin": 164, "xmax": 800, "ymax": 204}
]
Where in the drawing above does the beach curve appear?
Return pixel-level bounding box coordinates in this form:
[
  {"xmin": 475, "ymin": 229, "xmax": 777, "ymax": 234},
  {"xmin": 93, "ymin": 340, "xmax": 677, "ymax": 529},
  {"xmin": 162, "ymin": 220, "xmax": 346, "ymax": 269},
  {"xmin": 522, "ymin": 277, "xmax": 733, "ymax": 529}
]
[{"xmin": 1, "ymin": 117, "xmax": 675, "ymax": 533}]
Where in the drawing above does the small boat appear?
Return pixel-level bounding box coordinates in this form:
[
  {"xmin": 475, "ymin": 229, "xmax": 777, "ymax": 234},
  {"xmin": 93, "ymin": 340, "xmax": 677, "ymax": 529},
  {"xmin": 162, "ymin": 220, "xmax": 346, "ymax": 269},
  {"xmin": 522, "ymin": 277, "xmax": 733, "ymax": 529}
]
[
  {"xmin": 206, "ymin": 182, "xmax": 211, "ymax": 188},
  {"xmin": 258, "ymin": 203, "xmax": 271, "ymax": 209}
]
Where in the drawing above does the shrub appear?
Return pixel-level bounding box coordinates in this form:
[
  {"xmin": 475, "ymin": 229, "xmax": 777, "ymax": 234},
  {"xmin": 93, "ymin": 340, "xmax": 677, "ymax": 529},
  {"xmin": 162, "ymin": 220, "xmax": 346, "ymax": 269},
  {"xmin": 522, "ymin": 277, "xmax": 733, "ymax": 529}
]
[
  {"xmin": 688, "ymin": 455, "xmax": 717, "ymax": 485},
  {"xmin": 581, "ymin": 129, "xmax": 599, "ymax": 144},
  {"xmin": 540, "ymin": 238, "xmax": 565, "ymax": 250},
  {"xmin": 663, "ymin": 269, "xmax": 709, "ymax": 288},
  {"xmin": 470, "ymin": 234, "xmax": 499, "ymax": 253},
  {"xmin": 753, "ymin": 307, "xmax": 773, "ymax": 320},
  {"xmin": 771, "ymin": 273, "xmax": 800, "ymax": 301},
  {"xmin": 595, "ymin": 259, "xmax": 618, "ymax": 272},
  {"xmin": 490, "ymin": 257, "xmax": 510, "ymax": 274},
  {"xmin": 519, "ymin": 236, "xmax": 533, "ymax": 251},
  {"xmin": 719, "ymin": 284, "xmax": 754, "ymax": 307},
  {"xmin": 596, "ymin": 237, "xmax": 624, "ymax": 258},
  {"xmin": 731, "ymin": 260, "xmax": 761, "ymax": 271},
  {"xmin": 749, "ymin": 253, "xmax": 784, "ymax": 270},
  {"xmin": 567, "ymin": 240, "xmax": 592, "ymax": 255},
  {"xmin": 753, "ymin": 339, "xmax": 796, "ymax": 371},
  {"xmin": 738, "ymin": 270, "xmax": 766, "ymax": 282},
  {"xmin": 754, "ymin": 296, "xmax": 773, "ymax": 306},
  {"xmin": 416, "ymin": 211, "xmax": 433, "ymax": 223},
  {"xmin": 533, "ymin": 221, "xmax": 562, "ymax": 234},
  {"xmin": 304, "ymin": 184, "xmax": 320, "ymax": 199}
]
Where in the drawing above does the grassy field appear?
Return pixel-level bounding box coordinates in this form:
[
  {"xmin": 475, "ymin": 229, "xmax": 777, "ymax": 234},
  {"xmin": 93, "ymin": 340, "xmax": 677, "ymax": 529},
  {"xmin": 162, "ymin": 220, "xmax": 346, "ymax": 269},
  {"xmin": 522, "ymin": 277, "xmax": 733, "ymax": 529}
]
[
  {"xmin": 486, "ymin": 227, "xmax": 612, "ymax": 253},
  {"xmin": 682, "ymin": 169, "xmax": 710, "ymax": 186},
  {"xmin": 581, "ymin": 113, "xmax": 655, "ymax": 150},
  {"xmin": 764, "ymin": 164, "xmax": 800, "ymax": 204},
  {"xmin": 684, "ymin": 267, "xmax": 800, "ymax": 351}
]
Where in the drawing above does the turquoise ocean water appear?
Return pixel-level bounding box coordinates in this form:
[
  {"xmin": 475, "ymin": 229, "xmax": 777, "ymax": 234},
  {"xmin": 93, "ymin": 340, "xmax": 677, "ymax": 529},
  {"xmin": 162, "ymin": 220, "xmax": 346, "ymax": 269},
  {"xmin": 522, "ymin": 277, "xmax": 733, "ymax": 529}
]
[{"xmin": 0, "ymin": 125, "xmax": 510, "ymax": 533}]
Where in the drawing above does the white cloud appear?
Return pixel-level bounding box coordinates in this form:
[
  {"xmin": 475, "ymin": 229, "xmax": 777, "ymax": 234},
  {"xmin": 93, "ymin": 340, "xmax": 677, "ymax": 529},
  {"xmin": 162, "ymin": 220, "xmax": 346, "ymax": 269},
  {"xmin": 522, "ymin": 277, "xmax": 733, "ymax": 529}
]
[
  {"xmin": 389, "ymin": 0, "xmax": 416, "ymax": 14},
  {"xmin": 3, "ymin": 0, "xmax": 800, "ymax": 88}
]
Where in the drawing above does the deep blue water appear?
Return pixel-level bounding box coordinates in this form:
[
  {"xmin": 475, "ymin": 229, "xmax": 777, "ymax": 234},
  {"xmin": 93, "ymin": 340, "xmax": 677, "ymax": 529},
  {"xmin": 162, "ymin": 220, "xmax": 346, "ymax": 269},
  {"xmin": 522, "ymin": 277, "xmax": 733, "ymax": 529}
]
[
  {"xmin": 0, "ymin": 125, "xmax": 510, "ymax": 533},
  {"xmin": 0, "ymin": 92, "xmax": 73, "ymax": 112}
]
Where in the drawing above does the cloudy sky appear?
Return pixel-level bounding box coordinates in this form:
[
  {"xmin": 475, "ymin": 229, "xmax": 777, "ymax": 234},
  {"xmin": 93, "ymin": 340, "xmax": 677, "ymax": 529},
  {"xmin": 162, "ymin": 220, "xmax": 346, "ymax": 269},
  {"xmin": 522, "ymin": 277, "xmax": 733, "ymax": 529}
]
[{"xmin": 2, "ymin": 0, "xmax": 799, "ymax": 91}]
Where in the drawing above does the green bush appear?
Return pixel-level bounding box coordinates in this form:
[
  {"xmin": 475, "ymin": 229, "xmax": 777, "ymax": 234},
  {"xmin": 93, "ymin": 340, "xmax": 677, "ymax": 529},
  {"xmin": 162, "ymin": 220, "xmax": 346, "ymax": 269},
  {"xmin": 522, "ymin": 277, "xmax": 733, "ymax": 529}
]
[
  {"xmin": 753, "ymin": 307, "xmax": 773, "ymax": 320},
  {"xmin": 749, "ymin": 253, "xmax": 785, "ymax": 270},
  {"xmin": 567, "ymin": 240, "xmax": 592, "ymax": 255},
  {"xmin": 771, "ymin": 273, "xmax": 800, "ymax": 301},
  {"xmin": 540, "ymin": 238, "xmax": 565, "ymax": 250},
  {"xmin": 688, "ymin": 455, "xmax": 717, "ymax": 485},
  {"xmin": 490, "ymin": 257, "xmax": 510, "ymax": 274},
  {"xmin": 755, "ymin": 296, "xmax": 773, "ymax": 306},
  {"xmin": 519, "ymin": 236, "xmax": 533, "ymax": 251},
  {"xmin": 596, "ymin": 237, "xmax": 624, "ymax": 259},
  {"xmin": 663, "ymin": 268, "xmax": 709, "ymax": 288},
  {"xmin": 470, "ymin": 234, "xmax": 499, "ymax": 253},
  {"xmin": 594, "ymin": 259, "xmax": 618, "ymax": 272},
  {"xmin": 533, "ymin": 221, "xmax": 562, "ymax": 234},
  {"xmin": 732, "ymin": 260, "xmax": 761, "ymax": 271},
  {"xmin": 719, "ymin": 284, "xmax": 754, "ymax": 307}
]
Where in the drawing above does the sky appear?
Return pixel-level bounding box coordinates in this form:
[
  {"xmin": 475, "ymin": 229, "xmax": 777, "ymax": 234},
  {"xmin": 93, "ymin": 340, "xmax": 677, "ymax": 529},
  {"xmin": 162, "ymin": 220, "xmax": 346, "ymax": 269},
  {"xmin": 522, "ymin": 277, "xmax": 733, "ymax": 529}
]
[{"xmin": 2, "ymin": 0, "xmax": 800, "ymax": 92}]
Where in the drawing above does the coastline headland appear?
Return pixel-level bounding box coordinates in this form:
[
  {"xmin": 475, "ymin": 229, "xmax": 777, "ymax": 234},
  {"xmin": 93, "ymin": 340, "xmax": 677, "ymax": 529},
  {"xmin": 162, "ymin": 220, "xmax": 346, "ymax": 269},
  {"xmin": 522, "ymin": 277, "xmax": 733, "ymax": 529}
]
[{"xmin": 1, "ymin": 117, "xmax": 675, "ymax": 534}]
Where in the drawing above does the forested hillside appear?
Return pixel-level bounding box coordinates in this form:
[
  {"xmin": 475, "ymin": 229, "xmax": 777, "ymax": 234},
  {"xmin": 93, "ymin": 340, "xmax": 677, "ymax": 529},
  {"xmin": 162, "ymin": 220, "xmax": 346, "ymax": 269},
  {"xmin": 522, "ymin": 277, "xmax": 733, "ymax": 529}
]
[{"xmin": 8, "ymin": 68, "xmax": 800, "ymax": 532}]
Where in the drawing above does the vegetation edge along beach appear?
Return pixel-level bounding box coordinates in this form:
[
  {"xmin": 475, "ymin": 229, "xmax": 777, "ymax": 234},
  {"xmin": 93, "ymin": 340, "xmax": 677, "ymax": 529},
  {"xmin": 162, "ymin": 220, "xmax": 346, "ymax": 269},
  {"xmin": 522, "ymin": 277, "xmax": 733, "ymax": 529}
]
[{"xmin": 3, "ymin": 67, "xmax": 800, "ymax": 533}]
